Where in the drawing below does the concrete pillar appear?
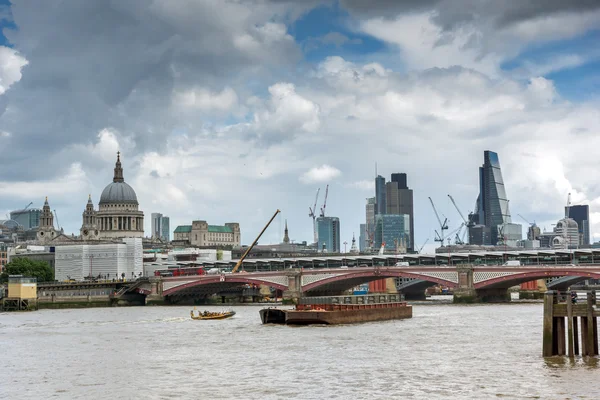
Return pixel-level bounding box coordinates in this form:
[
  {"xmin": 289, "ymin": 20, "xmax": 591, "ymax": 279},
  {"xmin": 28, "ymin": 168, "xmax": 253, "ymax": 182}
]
[
  {"xmin": 145, "ymin": 277, "xmax": 165, "ymax": 305},
  {"xmin": 282, "ymin": 269, "xmax": 302, "ymax": 304},
  {"xmin": 453, "ymin": 264, "xmax": 477, "ymax": 303}
]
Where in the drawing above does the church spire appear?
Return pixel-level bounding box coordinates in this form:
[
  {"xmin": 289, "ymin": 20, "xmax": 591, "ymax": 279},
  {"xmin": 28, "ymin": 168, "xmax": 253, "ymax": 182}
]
[
  {"xmin": 283, "ymin": 219, "xmax": 290, "ymax": 243},
  {"xmin": 113, "ymin": 151, "xmax": 124, "ymax": 183}
]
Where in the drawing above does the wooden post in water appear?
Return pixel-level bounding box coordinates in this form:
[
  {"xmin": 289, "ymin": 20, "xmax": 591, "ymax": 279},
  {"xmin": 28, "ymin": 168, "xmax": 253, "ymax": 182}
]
[
  {"xmin": 566, "ymin": 294, "xmax": 574, "ymax": 357},
  {"xmin": 542, "ymin": 291, "xmax": 555, "ymax": 357}
]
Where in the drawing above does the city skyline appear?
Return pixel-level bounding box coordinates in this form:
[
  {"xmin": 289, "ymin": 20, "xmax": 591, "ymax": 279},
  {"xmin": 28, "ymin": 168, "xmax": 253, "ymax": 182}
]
[{"xmin": 0, "ymin": 1, "xmax": 599, "ymax": 250}]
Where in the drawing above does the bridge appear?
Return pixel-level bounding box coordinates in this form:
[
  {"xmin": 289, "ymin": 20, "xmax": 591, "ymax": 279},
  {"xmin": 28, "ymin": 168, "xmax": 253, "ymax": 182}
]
[{"xmin": 140, "ymin": 263, "xmax": 600, "ymax": 304}]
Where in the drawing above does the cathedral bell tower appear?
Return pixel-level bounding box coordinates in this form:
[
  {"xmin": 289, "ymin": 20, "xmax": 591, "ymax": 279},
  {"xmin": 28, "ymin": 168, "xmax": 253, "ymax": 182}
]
[
  {"xmin": 81, "ymin": 194, "xmax": 99, "ymax": 240},
  {"xmin": 37, "ymin": 197, "xmax": 57, "ymax": 243}
]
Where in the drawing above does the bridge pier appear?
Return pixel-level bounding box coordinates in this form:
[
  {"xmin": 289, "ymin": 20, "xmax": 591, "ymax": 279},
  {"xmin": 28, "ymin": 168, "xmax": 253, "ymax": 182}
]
[
  {"xmin": 453, "ymin": 265, "xmax": 510, "ymax": 303},
  {"xmin": 145, "ymin": 277, "xmax": 166, "ymax": 305},
  {"xmin": 282, "ymin": 269, "xmax": 302, "ymax": 304}
]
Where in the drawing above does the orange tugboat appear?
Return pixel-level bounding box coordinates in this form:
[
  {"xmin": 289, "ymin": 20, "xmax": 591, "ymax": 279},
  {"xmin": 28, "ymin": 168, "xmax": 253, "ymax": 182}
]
[{"xmin": 260, "ymin": 294, "xmax": 412, "ymax": 325}]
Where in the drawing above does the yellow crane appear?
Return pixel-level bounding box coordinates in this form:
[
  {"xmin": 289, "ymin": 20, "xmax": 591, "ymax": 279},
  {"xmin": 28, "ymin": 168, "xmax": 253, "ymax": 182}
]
[{"xmin": 231, "ymin": 209, "xmax": 281, "ymax": 274}]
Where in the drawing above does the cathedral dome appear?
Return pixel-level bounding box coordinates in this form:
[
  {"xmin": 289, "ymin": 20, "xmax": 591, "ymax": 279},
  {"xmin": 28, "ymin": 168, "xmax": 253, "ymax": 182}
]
[
  {"xmin": 99, "ymin": 152, "xmax": 139, "ymax": 205},
  {"xmin": 99, "ymin": 181, "xmax": 138, "ymax": 204}
]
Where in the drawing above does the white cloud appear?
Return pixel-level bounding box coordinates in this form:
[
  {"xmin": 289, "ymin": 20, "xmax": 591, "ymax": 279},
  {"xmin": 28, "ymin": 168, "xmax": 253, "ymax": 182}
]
[
  {"xmin": 173, "ymin": 87, "xmax": 239, "ymax": 112},
  {"xmin": 0, "ymin": 46, "xmax": 28, "ymax": 95},
  {"xmin": 300, "ymin": 165, "xmax": 342, "ymax": 184}
]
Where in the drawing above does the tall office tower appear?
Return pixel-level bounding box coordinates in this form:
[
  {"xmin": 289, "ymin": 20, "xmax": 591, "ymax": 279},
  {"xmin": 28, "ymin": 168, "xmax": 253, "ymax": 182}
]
[
  {"xmin": 359, "ymin": 223, "xmax": 366, "ymax": 252},
  {"xmin": 474, "ymin": 150, "xmax": 521, "ymax": 245},
  {"xmin": 161, "ymin": 216, "xmax": 170, "ymax": 241},
  {"xmin": 151, "ymin": 213, "xmax": 170, "ymax": 241},
  {"xmin": 391, "ymin": 173, "xmax": 407, "ymax": 189},
  {"xmin": 151, "ymin": 213, "xmax": 163, "ymax": 239},
  {"xmin": 375, "ymin": 175, "xmax": 386, "ymax": 215},
  {"xmin": 386, "ymin": 173, "xmax": 414, "ymax": 251},
  {"xmin": 565, "ymin": 204, "xmax": 590, "ymax": 246},
  {"xmin": 316, "ymin": 216, "xmax": 340, "ymax": 252},
  {"xmin": 365, "ymin": 197, "xmax": 376, "ymax": 249}
]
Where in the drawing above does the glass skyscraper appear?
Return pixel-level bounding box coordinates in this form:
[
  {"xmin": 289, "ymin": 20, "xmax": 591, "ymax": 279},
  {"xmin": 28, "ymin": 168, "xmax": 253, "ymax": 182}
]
[
  {"xmin": 565, "ymin": 205, "xmax": 590, "ymax": 246},
  {"xmin": 472, "ymin": 151, "xmax": 521, "ymax": 245},
  {"xmin": 317, "ymin": 216, "xmax": 340, "ymax": 252},
  {"xmin": 374, "ymin": 214, "xmax": 410, "ymax": 252},
  {"xmin": 151, "ymin": 213, "xmax": 170, "ymax": 241},
  {"xmin": 375, "ymin": 175, "xmax": 386, "ymax": 215}
]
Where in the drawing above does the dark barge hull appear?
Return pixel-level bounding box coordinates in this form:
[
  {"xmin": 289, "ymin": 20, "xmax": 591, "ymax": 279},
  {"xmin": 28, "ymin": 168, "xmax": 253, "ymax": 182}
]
[{"xmin": 260, "ymin": 303, "xmax": 412, "ymax": 325}]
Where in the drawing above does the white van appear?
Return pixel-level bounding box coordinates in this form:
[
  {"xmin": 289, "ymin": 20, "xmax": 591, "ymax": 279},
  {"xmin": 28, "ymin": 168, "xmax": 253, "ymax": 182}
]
[
  {"xmin": 395, "ymin": 261, "xmax": 410, "ymax": 267},
  {"xmin": 503, "ymin": 260, "xmax": 521, "ymax": 266}
]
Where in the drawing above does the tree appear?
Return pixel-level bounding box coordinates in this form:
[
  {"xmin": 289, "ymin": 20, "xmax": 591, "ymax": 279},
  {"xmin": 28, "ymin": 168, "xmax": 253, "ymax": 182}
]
[{"xmin": 0, "ymin": 258, "xmax": 54, "ymax": 283}]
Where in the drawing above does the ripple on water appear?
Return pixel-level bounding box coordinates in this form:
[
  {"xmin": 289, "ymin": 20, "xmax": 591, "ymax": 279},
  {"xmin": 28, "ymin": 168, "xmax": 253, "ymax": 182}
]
[{"xmin": 1, "ymin": 304, "xmax": 599, "ymax": 399}]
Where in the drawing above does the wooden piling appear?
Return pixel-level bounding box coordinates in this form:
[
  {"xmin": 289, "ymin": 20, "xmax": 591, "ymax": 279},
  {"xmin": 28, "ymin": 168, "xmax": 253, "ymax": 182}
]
[
  {"xmin": 566, "ymin": 295, "xmax": 574, "ymax": 357},
  {"xmin": 542, "ymin": 290, "xmax": 598, "ymax": 357}
]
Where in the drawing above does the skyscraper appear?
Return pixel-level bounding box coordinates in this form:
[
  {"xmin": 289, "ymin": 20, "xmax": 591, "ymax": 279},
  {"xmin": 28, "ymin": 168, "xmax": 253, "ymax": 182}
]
[
  {"xmin": 472, "ymin": 150, "xmax": 521, "ymax": 245},
  {"xmin": 565, "ymin": 205, "xmax": 590, "ymax": 246},
  {"xmin": 151, "ymin": 213, "xmax": 170, "ymax": 241},
  {"xmin": 316, "ymin": 216, "xmax": 340, "ymax": 252},
  {"xmin": 386, "ymin": 173, "xmax": 414, "ymax": 251},
  {"xmin": 359, "ymin": 223, "xmax": 366, "ymax": 252},
  {"xmin": 374, "ymin": 214, "xmax": 410, "ymax": 252},
  {"xmin": 365, "ymin": 197, "xmax": 376, "ymax": 249},
  {"xmin": 375, "ymin": 175, "xmax": 386, "ymax": 215}
]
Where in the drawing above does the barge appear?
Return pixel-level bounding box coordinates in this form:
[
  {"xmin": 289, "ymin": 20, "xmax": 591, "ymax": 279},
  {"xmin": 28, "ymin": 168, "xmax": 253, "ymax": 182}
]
[{"xmin": 259, "ymin": 294, "xmax": 412, "ymax": 325}]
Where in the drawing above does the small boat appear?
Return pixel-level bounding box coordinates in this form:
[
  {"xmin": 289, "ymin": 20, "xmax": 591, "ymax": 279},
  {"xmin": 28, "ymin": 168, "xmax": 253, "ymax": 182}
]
[{"xmin": 190, "ymin": 310, "xmax": 236, "ymax": 320}]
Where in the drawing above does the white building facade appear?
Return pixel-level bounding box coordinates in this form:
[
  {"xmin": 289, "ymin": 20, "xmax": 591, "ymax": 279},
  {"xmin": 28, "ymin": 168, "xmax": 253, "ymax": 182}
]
[{"xmin": 55, "ymin": 238, "xmax": 143, "ymax": 281}]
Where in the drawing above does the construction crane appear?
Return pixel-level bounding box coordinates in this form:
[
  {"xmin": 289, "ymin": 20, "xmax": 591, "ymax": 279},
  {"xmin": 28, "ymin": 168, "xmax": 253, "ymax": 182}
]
[
  {"xmin": 429, "ymin": 197, "xmax": 448, "ymax": 246},
  {"xmin": 319, "ymin": 184, "xmax": 329, "ymax": 218},
  {"xmin": 308, "ymin": 188, "xmax": 320, "ymax": 244},
  {"xmin": 231, "ymin": 209, "xmax": 281, "ymax": 274},
  {"xmin": 23, "ymin": 202, "xmax": 33, "ymax": 211},
  {"xmin": 517, "ymin": 214, "xmax": 533, "ymax": 225},
  {"xmin": 417, "ymin": 238, "xmax": 429, "ymax": 253},
  {"xmin": 448, "ymin": 194, "xmax": 469, "ymax": 245}
]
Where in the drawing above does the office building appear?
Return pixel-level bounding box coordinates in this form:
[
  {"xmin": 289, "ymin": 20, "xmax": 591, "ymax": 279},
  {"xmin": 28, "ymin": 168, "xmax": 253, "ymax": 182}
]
[
  {"xmin": 316, "ymin": 216, "xmax": 340, "ymax": 252},
  {"xmin": 471, "ymin": 151, "xmax": 521, "ymax": 245},
  {"xmin": 386, "ymin": 173, "xmax": 414, "ymax": 251},
  {"xmin": 151, "ymin": 213, "xmax": 171, "ymax": 241},
  {"xmin": 365, "ymin": 197, "xmax": 376, "ymax": 249},
  {"xmin": 565, "ymin": 205, "xmax": 590, "ymax": 246},
  {"xmin": 374, "ymin": 214, "xmax": 410, "ymax": 253},
  {"xmin": 10, "ymin": 208, "xmax": 41, "ymax": 230},
  {"xmin": 375, "ymin": 175, "xmax": 386, "ymax": 215},
  {"xmin": 359, "ymin": 223, "xmax": 366, "ymax": 252}
]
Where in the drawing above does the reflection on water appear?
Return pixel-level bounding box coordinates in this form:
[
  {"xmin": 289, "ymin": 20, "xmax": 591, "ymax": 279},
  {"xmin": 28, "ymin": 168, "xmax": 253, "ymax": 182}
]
[{"xmin": 1, "ymin": 303, "xmax": 599, "ymax": 400}]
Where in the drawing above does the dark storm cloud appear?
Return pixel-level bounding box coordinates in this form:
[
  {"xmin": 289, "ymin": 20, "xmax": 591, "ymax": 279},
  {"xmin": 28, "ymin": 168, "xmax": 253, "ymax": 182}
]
[
  {"xmin": 0, "ymin": 0, "xmax": 302, "ymax": 181},
  {"xmin": 341, "ymin": 0, "xmax": 600, "ymax": 29}
]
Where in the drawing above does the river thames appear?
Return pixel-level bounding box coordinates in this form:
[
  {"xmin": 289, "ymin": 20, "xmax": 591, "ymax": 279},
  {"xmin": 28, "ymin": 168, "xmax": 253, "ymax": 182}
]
[{"xmin": 1, "ymin": 302, "xmax": 599, "ymax": 399}]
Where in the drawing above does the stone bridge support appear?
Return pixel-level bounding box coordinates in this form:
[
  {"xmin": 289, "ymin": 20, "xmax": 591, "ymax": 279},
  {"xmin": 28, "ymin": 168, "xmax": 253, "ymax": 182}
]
[
  {"xmin": 282, "ymin": 270, "xmax": 302, "ymax": 304},
  {"xmin": 145, "ymin": 277, "xmax": 165, "ymax": 305},
  {"xmin": 454, "ymin": 265, "xmax": 509, "ymax": 303}
]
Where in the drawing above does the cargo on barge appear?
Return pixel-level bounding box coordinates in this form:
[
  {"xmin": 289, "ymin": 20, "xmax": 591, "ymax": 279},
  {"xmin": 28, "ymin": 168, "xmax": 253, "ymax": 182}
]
[{"xmin": 259, "ymin": 294, "xmax": 412, "ymax": 325}]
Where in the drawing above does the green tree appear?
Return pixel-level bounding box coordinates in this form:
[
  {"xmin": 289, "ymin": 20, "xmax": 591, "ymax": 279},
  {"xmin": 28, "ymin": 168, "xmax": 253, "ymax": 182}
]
[{"xmin": 0, "ymin": 258, "xmax": 54, "ymax": 283}]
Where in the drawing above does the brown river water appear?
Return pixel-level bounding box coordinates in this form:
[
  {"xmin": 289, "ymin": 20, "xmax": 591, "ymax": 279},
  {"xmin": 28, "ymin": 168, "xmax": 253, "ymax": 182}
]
[{"xmin": 1, "ymin": 302, "xmax": 599, "ymax": 399}]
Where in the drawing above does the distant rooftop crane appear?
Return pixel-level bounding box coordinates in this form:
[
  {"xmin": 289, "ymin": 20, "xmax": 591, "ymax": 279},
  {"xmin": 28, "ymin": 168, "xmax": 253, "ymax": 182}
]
[
  {"xmin": 319, "ymin": 184, "xmax": 329, "ymax": 218},
  {"xmin": 308, "ymin": 188, "xmax": 320, "ymax": 244},
  {"xmin": 429, "ymin": 197, "xmax": 448, "ymax": 247}
]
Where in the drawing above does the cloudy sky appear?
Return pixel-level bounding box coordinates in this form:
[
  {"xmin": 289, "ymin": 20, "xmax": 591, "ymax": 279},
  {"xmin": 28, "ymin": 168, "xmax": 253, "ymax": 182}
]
[{"xmin": 0, "ymin": 0, "xmax": 599, "ymax": 251}]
